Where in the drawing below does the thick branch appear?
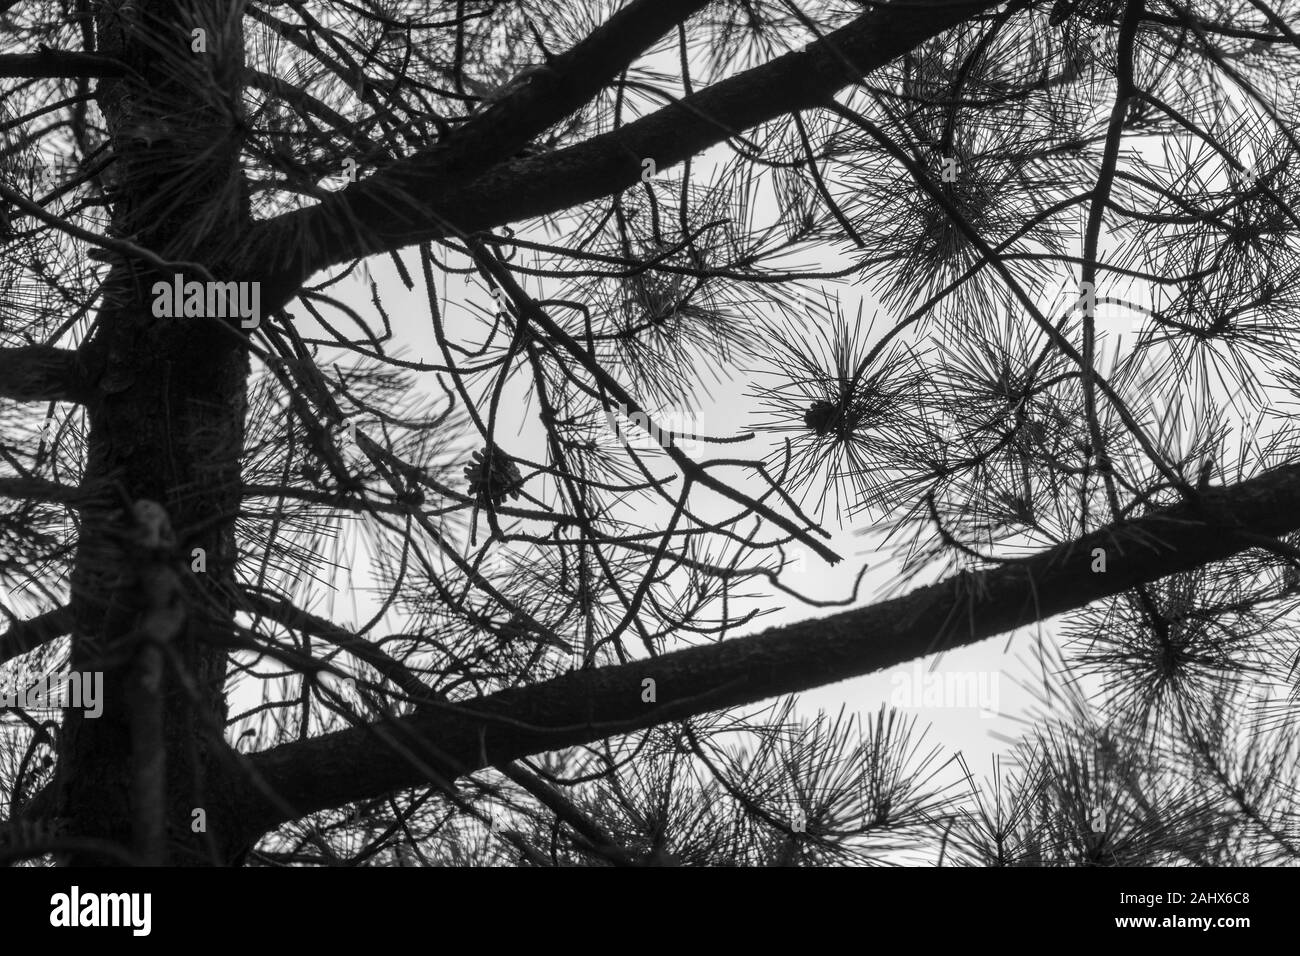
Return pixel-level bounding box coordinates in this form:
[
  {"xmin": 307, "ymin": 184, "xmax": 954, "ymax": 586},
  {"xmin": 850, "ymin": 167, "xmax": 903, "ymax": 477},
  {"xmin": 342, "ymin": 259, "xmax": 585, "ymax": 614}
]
[
  {"xmin": 0, "ymin": 607, "xmax": 72, "ymax": 666},
  {"xmin": 497, "ymin": 761, "xmax": 634, "ymax": 865},
  {"xmin": 0, "ymin": 346, "xmax": 96, "ymax": 404},
  {"xmin": 235, "ymin": 460, "xmax": 1300, "ymax": 844},
  {"xmin": 242, "ymin": 0, "xmax": 999, "ymax": 305},
  {"xmin": 0, "ymin": 476, "xmax": 85, "ymax": 504},
  {"xmin": 410, "ymin": 0, "xmax": 713, "ymax": 179},
  {"xmin": 0, "ymin": 50, "xmax": 127, "ymax": 78}
]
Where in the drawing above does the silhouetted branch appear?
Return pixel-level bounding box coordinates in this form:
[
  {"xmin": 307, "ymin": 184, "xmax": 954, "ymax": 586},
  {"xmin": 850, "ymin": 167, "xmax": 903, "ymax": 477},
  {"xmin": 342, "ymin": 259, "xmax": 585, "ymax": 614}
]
[
  {"xmin": 246, "ymin": 0, "xmax": 1002, "ymax": 304},
  {"xmin": 0, "ymin": 606, "xmax": 72, "ymax": 666},
  {"xmin": 237, "ymin": 460, "xmax": 1300, "ymax": 842},
  {"xmin": 0, "ymin": 346, "xmax": 96, "ymax": 404},
  {"xmin": 238, "ymin": 588, "xmax": 440, "ymax": 702},
  {"xmin": 0, "ymin": 476, "xmax": 84, "ymax": 504},
  {"xmin": 0, "ymin": 50, "xmax": 127, "ymax": 79}
]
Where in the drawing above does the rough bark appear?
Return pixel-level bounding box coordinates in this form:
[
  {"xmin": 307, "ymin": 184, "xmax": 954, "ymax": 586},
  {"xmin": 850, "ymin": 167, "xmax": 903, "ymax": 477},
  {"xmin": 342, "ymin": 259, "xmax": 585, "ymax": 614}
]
[{"xmin": 54, "ymin": 0, "xmax": 251, "ymax": 866}]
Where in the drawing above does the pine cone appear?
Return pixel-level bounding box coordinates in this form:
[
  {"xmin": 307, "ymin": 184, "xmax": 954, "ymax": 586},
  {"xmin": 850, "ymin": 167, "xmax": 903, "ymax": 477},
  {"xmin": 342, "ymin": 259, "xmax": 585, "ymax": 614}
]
[
  {"xmin": 803, "ymin": 400, "xmax": 841, "ymax": 436},
  {"xmin": 464, "ymin": 445, "xmax": 523, "ymax": 507}
]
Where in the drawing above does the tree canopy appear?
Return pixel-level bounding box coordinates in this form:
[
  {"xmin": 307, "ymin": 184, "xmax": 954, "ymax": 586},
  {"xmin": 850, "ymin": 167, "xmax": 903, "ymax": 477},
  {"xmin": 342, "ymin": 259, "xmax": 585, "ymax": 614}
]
[{"xmin": 0, "ymin": 0, "xmax": 1297, "ymax": 866}]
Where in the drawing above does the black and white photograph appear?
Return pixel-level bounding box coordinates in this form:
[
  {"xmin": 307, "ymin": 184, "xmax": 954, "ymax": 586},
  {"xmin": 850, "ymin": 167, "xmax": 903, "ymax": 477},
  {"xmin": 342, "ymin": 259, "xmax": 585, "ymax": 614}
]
[{"xmin": 0, "ymin": 0, "xmax": 1291, "ymax": 932}]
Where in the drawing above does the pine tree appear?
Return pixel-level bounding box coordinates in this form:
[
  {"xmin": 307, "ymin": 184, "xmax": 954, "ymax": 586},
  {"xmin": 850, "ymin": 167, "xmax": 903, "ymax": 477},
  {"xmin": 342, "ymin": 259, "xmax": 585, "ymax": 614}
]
[{"xmin": 0, "ymin": 0, "xmax": 1296, "ymax": 866}]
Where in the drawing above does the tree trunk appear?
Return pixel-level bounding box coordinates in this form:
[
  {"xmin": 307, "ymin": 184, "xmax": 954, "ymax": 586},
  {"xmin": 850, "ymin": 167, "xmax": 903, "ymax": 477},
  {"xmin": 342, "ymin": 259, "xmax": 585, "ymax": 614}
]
[{"xmin": 54, "ymin": 0, "xmax": 250, "ymax": 866}]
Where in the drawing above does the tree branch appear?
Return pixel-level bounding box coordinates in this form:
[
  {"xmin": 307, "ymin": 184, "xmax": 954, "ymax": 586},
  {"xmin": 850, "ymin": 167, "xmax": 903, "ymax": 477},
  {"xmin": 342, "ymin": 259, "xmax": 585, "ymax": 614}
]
[
  {"xmin": 408, "ymin": 0, "xmax": 714, "ymax": 179},
  {"xmin": 234, "ymin": 459, "xmax": 1300, "ymax": 845},
  {"xmin": 497, "ymin": 760, "xmax": 635, "ymax": 865},
  {"xmin": 0, "ymin": 346, "xmax": 96, "ymax": 404},
  {"xmin": 237, "ymin": 587, "xmax": 440, "ymax": 702},
  {"xmin": 0, "ymin": 476, "xmax": 85, "ymax": 504},
  {"xmin": 0, "ymin": 182, "xmax": 216, "ymax": 281},
  {"xmin": 0, "ymin": 50, "xmax": 127, "ymax": 79},
  {"xmin": 243, "ymin": 68, "xmax": 377, "ymax": 159},
  {"xmin": 0, "ymin": 606, "xmax": 72, "ymax": 666},
  {"xmin": 242, "ymin": 0, "xmax": 999, "ymax": 306}
]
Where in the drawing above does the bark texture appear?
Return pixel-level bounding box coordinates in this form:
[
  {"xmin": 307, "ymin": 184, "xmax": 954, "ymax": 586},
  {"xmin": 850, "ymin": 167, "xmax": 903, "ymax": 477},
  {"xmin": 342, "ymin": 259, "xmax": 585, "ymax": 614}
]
[{"xmin": 56, "ymin": 0, "xmax": 251, "ymax": 866}]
